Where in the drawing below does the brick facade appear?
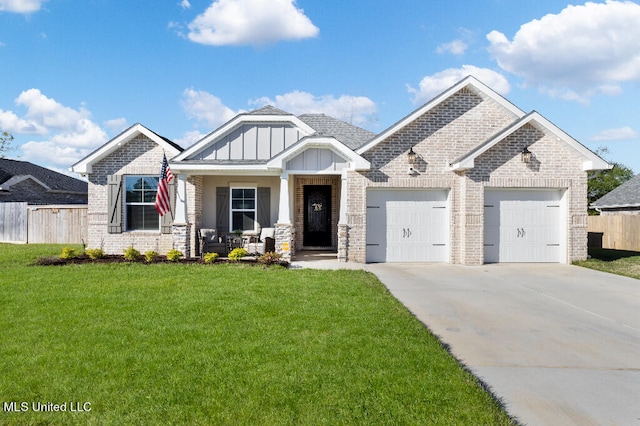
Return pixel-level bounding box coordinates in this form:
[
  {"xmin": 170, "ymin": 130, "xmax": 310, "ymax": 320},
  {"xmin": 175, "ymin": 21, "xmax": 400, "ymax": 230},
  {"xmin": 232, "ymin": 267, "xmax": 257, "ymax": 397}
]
[
  {"xmin": 343, "ymin": 87, "xmax": 591, "ymax": 265},
  {"xmin": 87, "ymin": 135, "xmax": 176, "ymax": 255},
  {"xmin": 82, "ymin": 81, "xmax": 599, "ymax": 265}
]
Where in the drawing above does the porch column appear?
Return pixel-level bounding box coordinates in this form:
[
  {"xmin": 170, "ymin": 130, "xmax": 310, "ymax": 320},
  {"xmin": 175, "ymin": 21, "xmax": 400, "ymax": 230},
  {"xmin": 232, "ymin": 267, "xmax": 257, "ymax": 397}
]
[
  {"xmin": 339, "ymin": 171, "xmax": 348, "ymax": 225},
  {"xmin": 174, "ymin": 174, "xmax": 188, "ymax": 224},
  {"xmin": 276, "ymin": 172, "xmax": 293, "ymax": 261},
  {"xmin": 277, "ymin": 172, "xmax": 291, "ymax": 224},
  {"xmin": 337, "ymin": 171, "xmax": 349, "ymax": 262}
]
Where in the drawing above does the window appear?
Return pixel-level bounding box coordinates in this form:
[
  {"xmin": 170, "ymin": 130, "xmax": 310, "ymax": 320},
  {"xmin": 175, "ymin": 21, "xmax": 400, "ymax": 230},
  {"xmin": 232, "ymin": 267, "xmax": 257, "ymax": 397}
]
[
  {"xmin": 231, "ymin": 188, "xmax": 256, "ymax": 231},
  {"xmin": 125, "ymin": 176, "xmax": 159, "ymax": 231}
]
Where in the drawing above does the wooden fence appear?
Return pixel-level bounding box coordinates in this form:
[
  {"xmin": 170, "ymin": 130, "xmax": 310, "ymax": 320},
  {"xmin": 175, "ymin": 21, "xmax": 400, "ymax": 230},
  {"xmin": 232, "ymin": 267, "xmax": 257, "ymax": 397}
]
[
  {"xmin": 0, "ymin": 202, "xmax": 28, "ymax": 242},
  {"xmin": 588, "ymin": 215, "xmax": 640, "ymax": 252},
  {"xmin": 0, "ymin": 203, "xmax": 88, "ymax": 244}
]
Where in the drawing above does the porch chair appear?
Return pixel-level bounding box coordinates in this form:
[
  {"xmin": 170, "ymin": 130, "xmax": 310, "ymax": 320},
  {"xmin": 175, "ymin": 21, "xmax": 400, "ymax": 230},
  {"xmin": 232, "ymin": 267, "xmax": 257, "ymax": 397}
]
[
  {"xmin": 244, "ymin": 227, "xmax": 276, "ymax": 255},
  {"xmin": 199, "ymin": 228, "xmax": 227, "ymax": 257}
]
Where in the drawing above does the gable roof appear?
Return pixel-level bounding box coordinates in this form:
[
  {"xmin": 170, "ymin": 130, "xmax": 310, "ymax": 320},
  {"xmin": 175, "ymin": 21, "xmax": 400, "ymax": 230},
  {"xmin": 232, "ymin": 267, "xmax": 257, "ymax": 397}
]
[
  {"xmin": 298, "ymin": 114, "xmax": 375, "ymax": 150},
  {"xmin": 592, "ymin": 173, "xmax": 640, "ymax": 209},
  {"xmin": 356, "ymin": 75, "xmax": 525, "ymax": 154},
  {"xmin": 173, "ymin": 106, "xmax": 316, "ymax": 162},
  {"xmin": 70, "ymin": 123, "xmax": 182, "ymax": 174},
  {"xmin": 266, "ymin": 135, "xmax": 370, "ymax": 171},
  {"xmin": 0, "ymin": 158, "xmax": 87, "ymax": 194},
  {"xmin": 449, "ymin": 111, "xmax": 611, "ymax": 172}
]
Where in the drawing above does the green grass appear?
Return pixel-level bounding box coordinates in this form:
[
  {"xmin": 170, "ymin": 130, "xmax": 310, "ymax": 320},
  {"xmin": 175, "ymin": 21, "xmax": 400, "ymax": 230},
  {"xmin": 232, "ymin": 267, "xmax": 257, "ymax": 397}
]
[
  {"xmin": 574, "ymin": 248, "xmax": 640, "ymax": 280},
  {"xmin": 0, "ymin": 244, "xmax": 514, "ymax": 425}
]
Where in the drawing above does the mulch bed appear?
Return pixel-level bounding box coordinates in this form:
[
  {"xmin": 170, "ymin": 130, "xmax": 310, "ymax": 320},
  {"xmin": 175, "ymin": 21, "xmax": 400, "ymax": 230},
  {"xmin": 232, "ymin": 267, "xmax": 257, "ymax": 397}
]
[{"xmin": 34, "ymin": 254, "xmax": 289, "ymax": 267}]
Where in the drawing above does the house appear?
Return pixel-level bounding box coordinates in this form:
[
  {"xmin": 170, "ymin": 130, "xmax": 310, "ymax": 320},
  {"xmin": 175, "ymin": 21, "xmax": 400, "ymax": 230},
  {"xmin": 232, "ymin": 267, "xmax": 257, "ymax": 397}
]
[
  {"xmin": 591, "ymin": 173, "xmax": 640, "ymax": 215},
  {"xmin": 0, "ymin": 158, "xmax": 88, "ymax": 204},
  {"xmin": 70, "ymin": 76, "xmax": 609, "ymax": 264}
]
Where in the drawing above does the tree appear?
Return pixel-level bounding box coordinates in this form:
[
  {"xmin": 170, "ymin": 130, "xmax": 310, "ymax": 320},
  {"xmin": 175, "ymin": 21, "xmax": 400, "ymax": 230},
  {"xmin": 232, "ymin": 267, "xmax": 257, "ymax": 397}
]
[
  {"xmin": 588, "ymin": 147, "xmax": 635, "ymax": 214},
  {"xmin": 0, "ymin": 131, "xmax": 15, "ymax": 158}
]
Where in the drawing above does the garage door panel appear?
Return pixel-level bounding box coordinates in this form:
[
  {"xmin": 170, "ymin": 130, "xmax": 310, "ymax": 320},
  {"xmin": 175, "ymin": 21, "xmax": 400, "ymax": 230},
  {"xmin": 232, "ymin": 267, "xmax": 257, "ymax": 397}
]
[
  {"xmin": 367, "ymin": 190, "xmax": 449, "ymax": 263},
  {"xmin": 484, "ymin": 189, "xmax": 564, "ymax": 263}
]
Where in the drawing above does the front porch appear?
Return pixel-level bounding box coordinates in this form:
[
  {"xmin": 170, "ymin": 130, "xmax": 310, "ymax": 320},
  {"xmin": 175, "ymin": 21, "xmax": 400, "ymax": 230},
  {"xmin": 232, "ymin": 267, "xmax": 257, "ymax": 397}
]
[{"xmin": 171, "ymin": 172, "xmax": 349, "ymax": 262}]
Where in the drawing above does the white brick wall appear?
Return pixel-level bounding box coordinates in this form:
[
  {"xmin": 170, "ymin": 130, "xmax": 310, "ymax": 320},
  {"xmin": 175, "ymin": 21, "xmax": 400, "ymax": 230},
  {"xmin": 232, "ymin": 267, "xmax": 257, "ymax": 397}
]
[
  {"xmin": 344, "ymin": 88, "xmax": 590, "ymax": 264},
  {"xmin": 87, "ymin": 135, "xmax": 176, "ymax": 255}
]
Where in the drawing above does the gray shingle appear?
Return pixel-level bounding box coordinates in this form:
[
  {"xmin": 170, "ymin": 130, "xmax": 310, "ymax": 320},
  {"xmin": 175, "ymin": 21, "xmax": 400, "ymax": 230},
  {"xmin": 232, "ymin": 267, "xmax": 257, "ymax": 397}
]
[
  {"xmin": 0, "ymin": 159, "xmax": 87, "ymax": 193},
  {"xmin": 244, "ymin": 105, "xmax": 292, "ymax": 116},
  {"xmin": 297, "ymin": 114, "xmax": 375, "ymax": 150},
  {"xmin": 592, "ymin": 173, "xmax": 640, "ymax": 207}
]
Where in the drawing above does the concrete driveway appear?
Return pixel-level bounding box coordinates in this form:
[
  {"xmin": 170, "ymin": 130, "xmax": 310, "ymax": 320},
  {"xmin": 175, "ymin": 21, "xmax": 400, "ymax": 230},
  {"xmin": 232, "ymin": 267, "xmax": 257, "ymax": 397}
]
[{"xmin": 365, "ymin": 263, "xmax": 640, "ymax": 426}]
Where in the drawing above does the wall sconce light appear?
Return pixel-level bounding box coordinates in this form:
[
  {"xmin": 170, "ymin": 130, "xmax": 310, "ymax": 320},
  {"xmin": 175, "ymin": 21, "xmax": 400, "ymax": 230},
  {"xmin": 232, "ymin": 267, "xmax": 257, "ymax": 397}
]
[
  {"xmin": 407, "ymin": 147, "xmax": 417, "ymax": 164},
  {"xmin": 521, "ymin": 146, "xmax": 532, "ymax": 163}
]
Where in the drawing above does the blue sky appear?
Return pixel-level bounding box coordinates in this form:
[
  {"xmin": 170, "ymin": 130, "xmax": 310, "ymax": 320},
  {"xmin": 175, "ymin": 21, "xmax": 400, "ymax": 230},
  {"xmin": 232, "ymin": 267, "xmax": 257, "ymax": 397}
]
[{"xmin": 2, "ymin": 0, "xmax": 640, "ymax": 175}]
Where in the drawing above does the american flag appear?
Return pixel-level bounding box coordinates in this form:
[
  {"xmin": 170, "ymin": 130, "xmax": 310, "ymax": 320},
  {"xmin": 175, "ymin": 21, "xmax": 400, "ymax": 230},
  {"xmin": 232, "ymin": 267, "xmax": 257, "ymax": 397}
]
[{"xmin": 154, "ymin": 154, "xmax": 174, "ymax": 216}]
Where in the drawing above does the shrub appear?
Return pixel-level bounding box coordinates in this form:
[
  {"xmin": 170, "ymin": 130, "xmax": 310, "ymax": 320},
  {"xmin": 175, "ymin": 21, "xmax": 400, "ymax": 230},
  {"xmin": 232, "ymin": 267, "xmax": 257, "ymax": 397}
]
[
  {"xmin": 166, "ymin": 249, "xmax": 183, "ymax": 262},
  {"xmin": 85, "ymin": 248, "xmax": 105, "ymax": 260},
  {"xmin": 228, "ymin": 247, "xmax": 248, "ymax": 262},
  {"xmin": 144, "ymin": 250, "xmax": 159, "ymax": 263},
  {"xmin": 60, "ymin": 247, "xmax": 76, "ymax": 260},
  {"xmin": 203, "ymin": 252, "xmax": 219, "ymax": 264},
  {"xmin": 258, "ymin": 251, "xmax": 281, "ymax": 265},
  {"xmin": 123, "ymin": 246, "xmax": 141, "ymax": 261}
]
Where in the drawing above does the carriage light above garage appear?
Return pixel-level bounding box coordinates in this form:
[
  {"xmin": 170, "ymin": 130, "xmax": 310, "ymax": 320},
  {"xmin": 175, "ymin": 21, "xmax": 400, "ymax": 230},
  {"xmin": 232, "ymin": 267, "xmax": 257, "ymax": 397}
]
[
  {"xmin": 407, "ymin": 147, "xmax": 417, "ymax": 164},
  {"xmin": 521, "ymin": 146, "xmax": 532, "ymax": 163}
]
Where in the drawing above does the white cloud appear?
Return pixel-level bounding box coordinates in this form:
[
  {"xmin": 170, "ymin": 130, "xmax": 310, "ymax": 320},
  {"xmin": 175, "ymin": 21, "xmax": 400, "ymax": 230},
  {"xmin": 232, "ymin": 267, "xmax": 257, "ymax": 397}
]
[
  {"xmin": 175, "ymin": 130, "xmax": 207, "ymax": 148},
  {"xmin": 0, "ymin": 109, "xmax": 46, "ymax": 134},
  {"xmin": 436, "ymin": 39, "xmax": 468, "ymax": 56},
  {"xmin": 16, "ymin": 89, "xmax": 90, "ymax": 130},
  {"xmin": 187, "ymin": 0, "xmax": 319, "ymax": 46},
  {"xmin": 591, "ymin": 126, "xmax": 638, "ymax": 142},
  {"xmin": 181, "ymin": 88, "xmax": 239, "ymax": 128},
  {"xmin": 408, "ymin": 65, "xmax": 510, "ymax": 105},
  {"xmin": 1, "ymin": 89, "xmax": 108, "ymax": 168},
  {"xmin": 251, "ymin": 91, "xmax": 377, "ymax": 127},
  {"xmin": 103, "ymin": 118, "xmax": 129, "ymax": 134},
  {"xmin": 0, "ymin": 0, "xmax": 46, "ymax": 13},
  {"xmin": 179, "ymin": 0, "xmax": 191, "ymax": 9},
  {"xmin": 487, "ymin": 0, "xmax": 640, "ymax": 102}
]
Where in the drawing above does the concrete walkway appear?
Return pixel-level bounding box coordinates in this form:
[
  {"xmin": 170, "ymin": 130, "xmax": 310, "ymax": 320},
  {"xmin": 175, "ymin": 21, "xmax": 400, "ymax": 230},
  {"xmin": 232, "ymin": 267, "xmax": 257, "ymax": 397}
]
[{"xmin": 366, "ymin": 263, "xmax": 640, "ymax": 425}]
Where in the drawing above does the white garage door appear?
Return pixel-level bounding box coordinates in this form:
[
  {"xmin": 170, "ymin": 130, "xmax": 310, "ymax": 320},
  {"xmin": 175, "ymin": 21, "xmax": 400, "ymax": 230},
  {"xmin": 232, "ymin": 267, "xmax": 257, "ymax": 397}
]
[
  {"xmin": 484, "ymin": 189, "xmax": 565, "ymax": 263},
  {"xmin": 366, "ymin": 189, "xmax": 449, "ymax": 262}
]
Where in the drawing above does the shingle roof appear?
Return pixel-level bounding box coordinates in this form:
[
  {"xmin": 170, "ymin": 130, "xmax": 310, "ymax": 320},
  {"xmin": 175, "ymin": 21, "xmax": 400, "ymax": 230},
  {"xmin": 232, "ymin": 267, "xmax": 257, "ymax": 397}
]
[
  {"xmin": 592, "ymin": 173, "xmax": 640, "ymax": 208},
  {"xmin": 244, "ymin": 105, "xmax": 292, "ymax": 116},
  {"xmin": 0, "ymin": 158, "xmax": 87, "ymax": 193},
  {"xmin": 297, "ymin": 114, "xmax": 375, "ymax": 150}
]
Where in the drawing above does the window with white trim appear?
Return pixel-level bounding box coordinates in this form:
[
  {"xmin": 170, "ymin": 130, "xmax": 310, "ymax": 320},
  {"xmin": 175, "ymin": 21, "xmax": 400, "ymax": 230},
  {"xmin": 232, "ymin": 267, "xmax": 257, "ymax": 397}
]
[
  {"xmin": 125, "ymin": 176, "xmax": 159, "ymax": 231},
  {"xmin": 230, "ymin": 187, "xmax": 256, "ymax": 231}
]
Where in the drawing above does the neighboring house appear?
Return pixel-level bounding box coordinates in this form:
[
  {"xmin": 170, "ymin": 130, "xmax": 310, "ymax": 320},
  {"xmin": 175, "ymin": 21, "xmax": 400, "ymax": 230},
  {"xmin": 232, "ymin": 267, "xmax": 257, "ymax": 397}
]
[
  {"xmin": 0, "ymin": 158, "xmax": 88, "ymax": 204},
  {"xmin": 71, "ymin": 76, "xmax": 609, "ymax": 264},
  {"xmin": 591, "ymin": 173, "xmax": 640, "ymax": 215}
]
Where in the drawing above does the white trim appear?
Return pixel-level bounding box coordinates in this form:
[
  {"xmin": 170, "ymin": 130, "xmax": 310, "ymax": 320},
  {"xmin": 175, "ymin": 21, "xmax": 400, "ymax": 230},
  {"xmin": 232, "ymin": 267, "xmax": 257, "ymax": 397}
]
[
  {"xmin": 593, "ymin": 203, "xmax": 640, "ymax": 210},
  {"xmin": 0, "ymin": 175, "xmax": 50, "ymax": 191},
  {"xmin": 123, "ymin": 175, "xmax": 161, "ymax": 232},
  {"xmin": 229, "ymin": 186, "xmax": 257, "ymax": 232},
  {"xmin": 267, "ymin": 136, "xmax": 370, "ymax": 171},
  {"xmin": 70, "ymin": 124, "xmax": 181, "ymax": 174},
  {"xmin": 169, "ymin": 163, "xmax": 280, "ymax": 176},
  {"xmin": 356, "ymin": 76, "xmax": 525, "ymax": 155},
  {"xmin": 174, "ymin": 114, "xmax": 316, "ymax": 162},
  {"xmin": 449, "ymin": 111, "xmax": 611, "ymax": 172}
]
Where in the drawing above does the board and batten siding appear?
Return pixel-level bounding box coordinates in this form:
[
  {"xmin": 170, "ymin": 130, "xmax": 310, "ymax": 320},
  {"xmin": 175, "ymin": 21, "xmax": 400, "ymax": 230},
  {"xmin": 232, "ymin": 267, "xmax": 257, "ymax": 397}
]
[
  {"xmin": 194, "ymin": 124, "xmax": 303, "ymax": 161},
  {"xmin": 286, "ymin": 148, "xmax": 349, "ymax": 172}
]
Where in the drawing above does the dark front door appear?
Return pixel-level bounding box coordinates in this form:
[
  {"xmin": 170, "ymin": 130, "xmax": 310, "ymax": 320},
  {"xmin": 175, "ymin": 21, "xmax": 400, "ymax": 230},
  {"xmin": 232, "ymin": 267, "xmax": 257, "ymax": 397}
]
[{"xmin": 304, "ymin": 185, "xmax": 332, "ymax": 247}]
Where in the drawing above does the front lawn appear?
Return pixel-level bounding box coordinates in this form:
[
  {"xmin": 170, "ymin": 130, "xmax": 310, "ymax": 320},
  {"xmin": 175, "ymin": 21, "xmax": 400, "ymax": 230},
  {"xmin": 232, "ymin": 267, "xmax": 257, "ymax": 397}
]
[
  {"xmin": 574, "ymin": 248, "xmax": 640, "ymax": 280},
  {"xmin": 0, "ymin": 244, "xmax": 514, "ymax": 425}
]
